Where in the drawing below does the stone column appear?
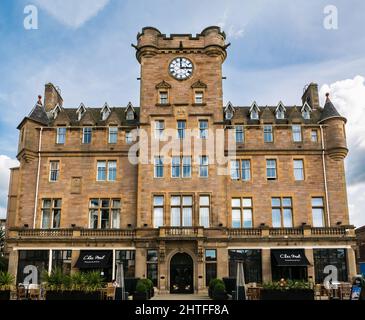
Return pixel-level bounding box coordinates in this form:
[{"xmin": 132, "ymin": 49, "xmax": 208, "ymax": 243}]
[
  {"xmin": 262, "ymin": 249, "xmax": 272, "ymax": 283},
  {"xmin": 7, "ymin": 248, "xmax": 18, "ymax": 282},
  {"xmin": 158, "ymin": 245, "xmax": 168, "ymax": 294},
  {"xmin": 347, "ymin": 247, "xmax": 357, "ymax": 281},
  {"xmin": 71, "ymin": 250, "xmax": 80, "ymax": 274},
  {"xmin": 305, "ymin": 248, "xmax": 315, "ymax": 283},
  {"xmin": 217, "ymin": 247, "xmax": 228, "ymax": 280},
  {"xmin": 135, "ymin": 248, "xmax": 146, "ymax": 279}
]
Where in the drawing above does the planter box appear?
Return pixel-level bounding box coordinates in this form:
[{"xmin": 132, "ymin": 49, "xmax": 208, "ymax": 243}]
[
  {"xmin": 46, "ymin": 291, "xmax": 101, "ymax": 301},
  {"xmin": 261, "ymin": 289, "xmax": 314, "ymax": 301},
  {"xmin": 0, "ymin": 290, "xmax": 11, "ymax": 301},
  {"xmin": 133, "ymin": 292, "xmax": 148, "ymax": 301}
]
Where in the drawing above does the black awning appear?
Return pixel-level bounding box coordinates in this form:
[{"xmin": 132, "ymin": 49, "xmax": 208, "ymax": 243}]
[
  {"xmin": 75, "ymin": 251, "xmax": 112, "ymax": 269},
  {"xmin": 271, "ymin": 249, "xmax": 310, "ymax": 267}
]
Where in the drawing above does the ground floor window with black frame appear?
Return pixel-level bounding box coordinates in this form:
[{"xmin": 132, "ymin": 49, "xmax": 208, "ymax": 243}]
[
  {"xmin": 115, "ymin": 250, "xmax": 135, "ymax": 278},
  {"xmin": 228, "ymin": 249, "xmax": 262, "ymax": 284},
  {"xmin": 147, "ymin": 250, "xmax": 158, "ymax": 287},
  {"xmin": 52, "ymin": 250, "xmax": 72, "ymax": 275},
  {"xmin": 205, "ymin": 249, "xmax": 217, "ymax": 286},
  {"xmin": 313, "ymin": 249, "xmax": 348, "ymax": 284},
  {"xmin": 17, "ymin": 250, "xmax": 49, "ymax": 285}
]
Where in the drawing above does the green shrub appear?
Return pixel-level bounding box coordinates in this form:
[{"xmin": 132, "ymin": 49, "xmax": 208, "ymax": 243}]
[
  {"xmin": 141, "ymin": 278, "xmax": 154, "ymax": 290},
  {"xmin": 136, "ymin": 280, "xmax": 148, "ymax": 293},
  {"xmin": 84, "ymin": 271, "xmax": 104, "ymax": 292},
  {"xmin": 213, "ymin": 282, "xmax": 226, "ymax": 295},
  {"xmin": 263, "ymin": 280, "xmax": 311, "ymax": 291},
  {"xmin": 42, "ymin": 268, "xmax": 71, "ymax": 291},
  {"xmin": 70, "ymin": 272, "xmax": 87, "ymax": 291},
  {"xmin": 209, "ymin": 278, "xmax": 224, "ymax": 291},
  {"xmin": 0, "ymin": 271, "xmax": 15, "ymax": 291}
]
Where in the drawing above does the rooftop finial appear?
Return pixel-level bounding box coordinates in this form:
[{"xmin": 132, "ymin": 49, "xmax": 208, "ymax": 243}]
[
  {"xmin": 326, "ymin": 92, "xmax": 330, "ymax": 99},
  {"xmin": 37, "ymin": 95, "xmax": 43, "ymax": 106}
]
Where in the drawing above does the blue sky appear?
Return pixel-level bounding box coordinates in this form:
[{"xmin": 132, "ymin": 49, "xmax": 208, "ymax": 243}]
[{"xmin": 0, "ymin": 0, "xmax": 365, "ymax": 225}]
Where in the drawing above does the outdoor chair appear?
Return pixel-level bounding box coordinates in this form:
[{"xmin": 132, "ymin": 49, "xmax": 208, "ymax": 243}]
[
  {"xmin": 247, "ymin": 287, "xmax": 261, "ymax": 300},
  {"xmin": 339, "ymin": 283, "xmax": 352, "ymax": 300},
  {"xmin": 17, "ymin": 285, "xmax": 27, "ymax": 300},
  {"xmin": 106, "ymin": 286, "xmax": 116, "ymax": 300},
  {"xmin": 28, "ymin": 284, "xmax": 41, "ymax": 300}
]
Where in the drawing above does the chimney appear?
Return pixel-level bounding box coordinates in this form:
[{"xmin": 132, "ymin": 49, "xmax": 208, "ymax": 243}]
[
  {"xmin": 44, "ymin": 83, "xmax": 63, "ymax": 112},
  {"xmin": 301, "ymin": 83, "xmax": 319, "ymax": 110}
]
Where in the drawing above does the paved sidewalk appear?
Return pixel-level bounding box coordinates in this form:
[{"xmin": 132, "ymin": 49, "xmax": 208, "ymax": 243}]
[{"xmin": 151, "ymin": 294, "xmax": 211, "ymax": 301}]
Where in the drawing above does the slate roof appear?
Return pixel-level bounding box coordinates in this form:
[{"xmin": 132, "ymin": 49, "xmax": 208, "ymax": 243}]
[
  {"xmin": 28, "ymin": 104, "xmax": 50, "ymax": 125},
  {"xmin": 318, "ymin": 97, "xmax": 346, "ymax": 123}
]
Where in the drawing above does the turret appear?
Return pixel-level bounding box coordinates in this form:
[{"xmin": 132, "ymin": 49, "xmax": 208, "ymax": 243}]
[{"xmin": 319, "ymin": 93, "xmax": 348, "ymax": 160}]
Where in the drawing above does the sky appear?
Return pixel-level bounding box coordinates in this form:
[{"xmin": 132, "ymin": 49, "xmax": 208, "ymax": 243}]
[{"xmin": 0, "ymin": 0, "xmax": 364, "ymax": 226}]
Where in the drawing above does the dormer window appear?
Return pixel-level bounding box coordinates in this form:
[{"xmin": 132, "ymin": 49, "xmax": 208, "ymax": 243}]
[
  {"xmin": 101, "ymin": 103, "xmax": 111, "ymax": 121},
  {"xmin": 249, "ymin": 102, "xmax": 260, "ymax": 120},
  {"xmin": 77, "ymin": 103, "xmax": 86, "ymax": 121},
  {"xmin": 125, "ymin": 102, "xmax": 135, "ymax": 121},
  {"xmin": 53, "ymin": 105, "xmax": 62, "ymax": 120},
  {"xmin": 159, "ymin": 91, "xmax": 169, "ymax": 105},
  {"xmin": 301, "ymin": 102, "xmax": 312, "ymax": 120},
  {"xmin": 224, "ymin": 102, "xmax": 235, "ymax": 121},
  {"xmin": 225, "ymin": 110, "xmax": 233, "ymax": 120},
  {"xmin": 194, "ymin": 91, "xmax": 204, "ymax": 104},
  {"xmin": 126, "ymin": 110, "xmax": 134, "ymax": 120},
  {"xmin": 275, "ymin": 102, "xmax": 286, "ymax": 119}
]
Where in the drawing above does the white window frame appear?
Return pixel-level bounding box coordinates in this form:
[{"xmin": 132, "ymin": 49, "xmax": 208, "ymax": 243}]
[
  {"xmin": 292, "ymin": 125, "xmax": 302, "ymax": 142},
  {"xmin": 293, "ymin": 159, "xmax": 304, "ymax": 181},
  {"xmin": 56, "ymin": 127, "xmax": 66, "ymax": 144},
  {"xmin": 108, "ymin": 127, "xmax": 118, "ymax": 144},
  {"xmin": 235, "ymin": 125, "xmax": 244, "ymax": 143},
  {"xmin": 82, "ymin": 127, "xmax": 92, "ymax": 144},
  {"xmin": 264, "ymin": 125, "xmax": 273, "ymax": 143},
  {"xmin": 155, "ymin": 120, "xmax": 165, "ymax": 140},
  {"xmin": 49, "ymin": 161, "xmax": 60, "ymax": 182},
  {"xmin": 153, "ymin": 196, "xmax": 164, "ymax": 228},
  {"xmin": 199, "ymin": 195, "xmax": 210, "ymax": 228},
  {"xmin": 195, "ymin": 91, "xmax": 204, "ymax": 104},
  {"xmin": 266, "ymin": 159, "xmax": 277, "ymax": 180},
  {"xmin": 199, "ymin": 120, "xmax": 208, "ymax": 139},
  {"xmin": 199, "ymin": 156, "xmax": 209, "ymax": 178},
  {"xmin": 154, "ymin": 156, "xmax": 164, "ymax": 178}
]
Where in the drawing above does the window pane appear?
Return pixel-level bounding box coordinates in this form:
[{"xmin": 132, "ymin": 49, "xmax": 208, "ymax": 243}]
[
  {"xmin": 294, "ymin": 160, "xmax": 304, "ymax": 180},
  {"xmin": 101, "ymin": 199, "xmax": 110, "ymax": 207},
  {"xmin": 272, "ymin": 209, "xmax": 281, "ymax": 228},
  {"xmin": 153, "ymin": 207, "xmax": 164, "ymax": 228},
  {"xmin": 232, "ymin": 198, "xmax": 241, "ymax": 207},
  {"xmin": 172, "ymin": 157, "xmax": 181, "ymax": 178},
  {"xmin": 200, "ymin": 196, "xmax": 210, "ymax": 206},
  {"xmin": 313, "ymin": 208, "xmax": 324, "ymax": 227},
  {"xmin": 242, "ymin": 160, "xmax": 251, "ymax": 181},
  {"xmin": 292, "ymin": 125, "xmax": 302, "ymax": 142},
  {"xmin": 42, "ymin": 210, "xmax": 51, "ymax": 229},
  {"xmin": 264, "ymin": 125, "xmax": 273, "ymax": 142},
  {"xmin": 243, "ymin": 209, "xmax": 253, "ymax": 228},
  {"xmin": 171, "ymin": 196, "xmax": 180, "ymax": 206},
  {"xmin": 171, "ymin": 207, "xmax": 181, "ymax": 227},
  {"xmin": 230, "ymin": 160, "xmax": 240, "ymax": 180},
  {"xmin": 89, "ymin": 210, "xmax": 98, "ymax": 229},
  {"xmin": 97, "ymin": 161, "xmax": 106, "ymax": 181},
  {"xmin": 272, "ymin": 198, "xmax": 281, "ymax": 207},
  {"xmin": 112, "ymin": 210, "xmax": 120, "ymax": 229},
  {"xmin": 53, "ymin": 199, "xmax": 62, "ymax": 208},
  {"xmin": 182, "ymin": 207, "xmax": 192, "ymax": 227},
  {"xmin": 90, "ymin": 199, "xmax": 99, "ymax": 208},
  {"xmin": 43, "ymin": 199, "xmax": 52, "ymax": 208},
  {"xmin": 283, "ymin": 198, "xmax": 292, "ymax": 207},
  {"xmin": 101, "ymin": 209, "xmax": 110, "ymax": 229},
  {"xmin": 235, "ymin": 126, "xmax": 244, "ymax": 143},
  {"xmin": 112, "ymin": 200, "xmax": 121, "ymax": 208},
  {"xmin": 242, "ymin": 198, "xmax": 252, "ymax": 207},
  {"xmin": 52, "ymin": 209, "xmax": 61, "ymax": 229},
  {"xmin": 205, "ymin": 250, "xmax": 217, "ymax": 261},
  {"xmin": 232, "ymin": 209, "xmax": 241, "ymax": 228},
  {"xmin": 108, "ymin": 161, "xmax": 117, "ymax": 181},
  {"xmin": 200, "ymin": 207, "xmax": 210, "ymax": 228},
  {"xmin": 183, "ymin": 196, "xmax": 192, "ymax": 206},
  {"xmin": 283, "ymin": 209, "xmax": 293, "ymax": 227},
  {"xmin": 312, "ymin": 198, "xmax": 324, "ymax": 207},
  {"xmin": 154, "ymin": 196, "xmax": 164, "ymax": 206},
  {"xmin": 182, "ymin": 157, "xmax": 191, "ymax": 178}
]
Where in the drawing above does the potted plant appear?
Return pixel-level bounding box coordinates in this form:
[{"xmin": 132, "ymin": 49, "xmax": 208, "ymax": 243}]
[
  {"xmin": 212, "ymin": 282, "xmax": 228, "ymax": 301},
  {"xmin": 261, "ymin": 279, "xmax": 314, "ymax": 300},
  {"xmin": 0, "ymin": 271, "xmax": 14, "ymax": 300},
  {"xmin": 142, "ymin": 279, "xmax": 154, "ymax": 298},
  {"xmin": 133, "ymin": 280, "xmax": 149, "ymax": 301},
  {"xmin": 209, "ymin": 279, "xmax": 223, "ymax": 298}
]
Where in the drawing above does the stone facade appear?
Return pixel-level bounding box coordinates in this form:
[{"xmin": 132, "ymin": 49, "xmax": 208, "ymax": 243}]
[{"xmin": 5, "ymin": 26, "xmax": 357, "ymax": 293}]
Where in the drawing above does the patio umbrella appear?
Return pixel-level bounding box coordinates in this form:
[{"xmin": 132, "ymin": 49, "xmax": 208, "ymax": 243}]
[
  {"xmin": 236, "ymin": 261, "xmax": 246, "ymax": 300},
  {"xmin": 116, "ymin": 263, "xmax": 125, "ymax": 300}
]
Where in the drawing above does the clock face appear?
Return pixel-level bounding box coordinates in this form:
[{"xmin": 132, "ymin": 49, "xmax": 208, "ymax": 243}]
[{"xmin": 169, "ymin": 57, "xmax": 193, "ymax": 80}]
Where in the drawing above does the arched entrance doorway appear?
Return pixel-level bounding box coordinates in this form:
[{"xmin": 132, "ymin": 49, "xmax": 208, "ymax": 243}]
[{"xmin": 170, "ymin": 253, "xmax": 194, "ymax": 294}]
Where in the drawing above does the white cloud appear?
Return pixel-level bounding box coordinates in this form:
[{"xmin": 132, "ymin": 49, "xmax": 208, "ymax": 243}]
[
  {"xmin": 0, "ymin": 155, "xmax": 19, "ymax": 219},
  {"xmin": 319, "ymin": 76, "xmax": 365, "ymax": 227},
  {"xmin": 34, "ymin": 0, "xmax": 110, "ymax": 29}
]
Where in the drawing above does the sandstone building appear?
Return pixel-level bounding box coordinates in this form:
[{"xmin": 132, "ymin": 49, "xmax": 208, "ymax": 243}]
[{"xmin": 5, "ymin": 27, "xmax": 356, "ymax": 293}]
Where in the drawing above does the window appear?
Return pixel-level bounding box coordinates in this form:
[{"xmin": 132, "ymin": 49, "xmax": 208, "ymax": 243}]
[
  {"xmin": 102, "ymin": 109, "xmax": 110, "ymax": 121},
  {"xmin": 199, "ymin": 120, "xmax": 208, "ymax": 139},
  {"xmin": 155, "ymin": 121, "xmax": 165, "ymax": 140},
  {"xmin": 293, "ymin": 160, "xmax": 304, "ymax": 181},
  {"xmin": 272, "ymin": 197, "xmax": 293, "ymax": 228},
  {"xmin": 170, "ymin": 196, "xmax": 193, "ymax": 227},
  {"xmin": 159, "ymin": 91, "xmax": 168, "ymax": 105},
  {"xmin": 225, "ymin": 110, "xmax": 233, "ymax": 120},
  {"xmin": 230, "ymin": 160, "xmax": 240, "ymax": 180},
  {"xmin": 312, "ymin": 197, "xmax": 325, "ymax": 227},
  {"xmin": 251, "ymin": 109, "xmax": 259, "ymax": 120},
  {"xmin": 126, "ymin": 110, "xmax": 134, "ymax": 120},
  {"xmin": 292, "ymin": 125, "xmax": 302, "ymax": 142},
  {"xmin": 97, "ymin": 160, "xmax": 116, "ymax": 181},
  {"xmin": 108, "ymin": 161, "xmax": 117, "ymax": 181},
  {"xmin": 195, "ymin": 91, "xmax": 204, "ymax": 104},
  {"xmin": 276, "ymin": 107, "xmax": 285, "ymax": 119},
  {"xmin": 171, "ymin": 157, "xmax": 181, "ymax": 178},
  {"xmin": 177, "ymin": 121, "xmax": 186, "ymax": 140},
  {"xmin": 264, "ymin": 125, "xmax": 273, "ymax": 142},
  {"xmin": 229, "ymin": 250, "xmax": 262, "ymax": 284},
  {"xmin": 199, "ymin": 156, "xmax": 209, "ymax": 177},
  {"xmin": 311, "ymin": 130, "xmax": 318, "ymax": 142},
  {"xmin": 147, "ymin": 250, "xmax": 158, "ymax": 287},
  {"xmin": 56, "ymin": 127, "xmax": 66, "ymax": 144},
  {"xmin": 242, "ymin": 160, "xmax": 251, "ymax": 181},
  {"xmin": 231, "ymin": 198, "xmax": 253, "ymax": 228},
  {"xmin": 52, "ymin": 250, "xmax": 72, "ymax": 275},
  {"xmin": 108, "ymin": 127, "xmax": 118, "ymax": 144},
  {"xmin": 153, "ymin": 196, "xmax": 164, "ymax": 228},
  {"xmin": 17, "ymin": 251, "xmax": 49, "ymax": 285},
  {"xmin": 302, "ymin": 109, "xmax": 311, "ymax": 120},
  {"xmin": 266, "ymin": 159, "xmax": 277, "ymax": 180},
  {"xmin": 235, "ymin": 125, "xmax": 244, "ymax": 143},
  {"xmin": 82, "ymin": 127, "xmax": 92, "ymax": 144},
  {"xmin": 41, "ymin": 199, "xmax": 61, "ymax": 229},
  {"xmin": 314, "ymin": 249, "xmax": 348, "ymax": 284},
  {"xmin": 205, "ymin": 250, "xmax": 217, "ymax": 286},
  {"xmin": 154, "ymin": 156, "xmax": 164, "ymax": 178},
  {"xmin": 199, "ymin": 196, "xmax": 210, "ymax": 228},
  {"xmin": 125, "ymin": 131, "xmax": 133, "ymax": 144},
  {"xmin": 89, "ymin": 199, "xmax": 121, "ymax": 229},
  {"xmin": 49, "ymin": 161, "xmax": 60, "ymax": 182},
  {"xmin": 182, "ymin": 157, "xmax": 192, "ymax": 178}
]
